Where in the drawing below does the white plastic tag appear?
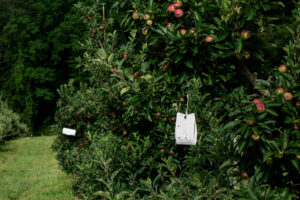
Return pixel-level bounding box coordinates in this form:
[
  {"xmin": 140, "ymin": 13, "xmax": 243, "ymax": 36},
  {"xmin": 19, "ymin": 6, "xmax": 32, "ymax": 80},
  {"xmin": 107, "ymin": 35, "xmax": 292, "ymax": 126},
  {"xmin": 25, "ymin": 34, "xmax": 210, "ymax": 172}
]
[
  {"xmin": 62, "ymin": 128, "xmax": 76, "ymax": 136},
  {"xmin": 175, "ymin": 113, "xmax": 197, "ymax": 145}
]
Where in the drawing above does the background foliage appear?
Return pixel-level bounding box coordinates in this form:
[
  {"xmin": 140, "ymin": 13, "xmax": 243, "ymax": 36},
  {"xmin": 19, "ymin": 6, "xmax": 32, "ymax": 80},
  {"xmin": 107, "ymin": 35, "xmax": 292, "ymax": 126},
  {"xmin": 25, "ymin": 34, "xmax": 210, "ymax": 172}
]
[
  {"xmin": 0, "ymin": 0, "xmax": 89, "ymax": 133},
  {"xmin": 53, "ymin": 0, "xmax": 300, "ymax": 199}
]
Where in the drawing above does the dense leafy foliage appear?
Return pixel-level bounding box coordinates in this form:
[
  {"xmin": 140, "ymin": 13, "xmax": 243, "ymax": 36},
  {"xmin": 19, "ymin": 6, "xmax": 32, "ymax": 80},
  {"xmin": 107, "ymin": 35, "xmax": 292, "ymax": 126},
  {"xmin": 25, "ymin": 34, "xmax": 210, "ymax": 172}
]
[
  {"xmin": 0, "ymin": 0, "xmax": 88, "ymax": 132},
  {"xmin": 0, "ymin": 98, "xmax": 28, "ymax": 143},
  {"xmin": 53, "ymin": 0, "xmax": 300, "ymax": 199}
]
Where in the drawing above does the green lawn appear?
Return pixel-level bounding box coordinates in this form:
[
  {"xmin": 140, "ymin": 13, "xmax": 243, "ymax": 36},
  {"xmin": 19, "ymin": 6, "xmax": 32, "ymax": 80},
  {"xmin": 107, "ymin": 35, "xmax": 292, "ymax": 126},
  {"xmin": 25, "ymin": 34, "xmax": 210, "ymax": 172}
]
[{"xmin": 0, "ymin": 136, "xmax": 74, "ymax": 200}]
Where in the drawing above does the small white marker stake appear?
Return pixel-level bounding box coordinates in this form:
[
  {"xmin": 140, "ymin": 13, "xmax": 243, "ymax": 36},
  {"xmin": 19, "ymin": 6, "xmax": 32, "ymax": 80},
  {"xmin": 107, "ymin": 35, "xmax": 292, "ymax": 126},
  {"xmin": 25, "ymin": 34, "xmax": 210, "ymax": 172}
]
[{"xmin": 62, "ymin": 128, "xmax": 76, "ymax": 136}]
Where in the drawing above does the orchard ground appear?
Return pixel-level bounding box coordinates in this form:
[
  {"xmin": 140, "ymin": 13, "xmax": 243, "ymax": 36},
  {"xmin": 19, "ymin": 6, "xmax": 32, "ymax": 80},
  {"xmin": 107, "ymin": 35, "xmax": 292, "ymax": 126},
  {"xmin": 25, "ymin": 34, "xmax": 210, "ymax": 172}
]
[{"xmin": 0, "ymin": 136, "xmax": 75, "ymax": 200}]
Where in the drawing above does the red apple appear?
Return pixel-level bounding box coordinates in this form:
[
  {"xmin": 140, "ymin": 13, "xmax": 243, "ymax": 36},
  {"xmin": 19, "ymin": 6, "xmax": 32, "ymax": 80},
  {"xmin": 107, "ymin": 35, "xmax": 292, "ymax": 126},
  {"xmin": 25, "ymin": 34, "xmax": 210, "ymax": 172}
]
[
  {"xmin": 171, "ymin": 117, "xmax": 176, "ymax": 121},
  {"xmin": 132, "ymin": 12, "xmax": 139, "ymax": 20},
  {"xmin": 143, "ymin": 14, "xmax": 150, "ymax": 20},
  {"xmin": 241, "ymin": 171, "xmax": 249, "ymax": 179},
  {"xmin": 256, "ymin": 103, "xmax": 265, "ymax": 112},
  {"xmin": 134, "ymin": 72, "xmax": 139, "ymax": 77},
  {"xmin": 123, "ymin": 54, "xmax": 128, "ymax": 60},
  {"xmin": 170, "ymin": 150, "xmax": 174, "ymax": 154},
  {"xmin": 146, "ymin": 19, "xmax": 153, "ymax": 26},
  {"xmin": 284, "ymin": 92, "xmax": 293, "ymax": 101},
  {"xmin": 167, "ymin": 4, "xmax": 176, "ymax": 12},
  {"xmin": 91, "ymin": 29, "xmax": 96, "ymax": 34},
  {"xmin": 205, "ymin": 36, "xmax": 215, "ymax": 43},
  {"xmin": 167, "ymin": 23, "xmax": 172, "ymax": 30},
  {"xmin": 252, "ymin": 98, "xmax": 262, "ymax": 104},
  {"xmin": 163, "ymin": 117, "xmax": 167, "ymax": 122},
  {"xmin": 111, "ymin": 68, "xmax": 117, "ymax": 72},
  {"xmin": 174, "ymin": 9, "xmax": 184, "ymax": 18},
  {"xmin": 252, "ymin": 134, "xmax": 260, "ymax": 141},
  {"xmin": 241, "ymin": 30, "xmax": 251, "ymax": 40},
  {"xmin": 122, "ymin": 101, "xmax": 127, "ymax": 105},
  {"xmin": 142, "ymin": 26, "xmax": 147, "ymax": 35},
  {"xmin": 179, "ymin": 97, "xmax": 184, "ymax": 102},
  {"xmin": 278, "ymin": 64, "xmax": 287, "ymax": 73},
  {"xmin": 156, "ymin": 112, "xmax": 161, "ymax": 117},
  {"xmin": 275, "ymin": 88, "xmax": 284, "ymax": 95},
  {"xmin": 99, "ymin": 25, "xmax": 103, "ymax": 29},
  {"xmin": 246, "ymin": 118, "xmax": 256, "ymax": 126},
  {"xmin": 160, "ymin": 149, "xmax": 164, "ymax": 153},
  {"xmin": 173, "ymin": 2, "xmax": 181, "ymax": 8},
  {"xmin": 180, "ymin": 29, "xmax": 186, "ymax": 36}
]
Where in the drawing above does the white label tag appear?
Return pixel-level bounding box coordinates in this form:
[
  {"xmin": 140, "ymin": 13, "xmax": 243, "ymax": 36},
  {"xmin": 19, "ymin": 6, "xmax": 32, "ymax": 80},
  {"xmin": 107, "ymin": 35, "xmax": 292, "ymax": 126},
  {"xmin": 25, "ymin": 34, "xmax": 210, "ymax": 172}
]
[
  {"xmin": 175, "ymin": 113, "xmax": 197, "ymax": 145},
  {"xmin": 62, "ymin": 128, "xmax": 76, "ymax": 136}
]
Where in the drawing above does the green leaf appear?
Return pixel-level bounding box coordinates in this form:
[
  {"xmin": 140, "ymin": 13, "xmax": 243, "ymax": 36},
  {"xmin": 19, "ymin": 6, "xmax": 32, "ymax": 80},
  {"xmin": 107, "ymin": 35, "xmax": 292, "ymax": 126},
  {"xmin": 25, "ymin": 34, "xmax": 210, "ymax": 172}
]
[
  {"xmin": 290, "ymin": 159, "xmax": 299, "ymax": 171},
  {"xmin": 223, "ymin": 120, "xmax": 242, "ymax": 130},
  {"xmin": 266, "ymin": 109, "xmax": 278, "ymax": 116},
  {"xmin": 263, "ymin": 152, "xmax": 273, "ymax": 162},
  {"xmin": 120, "ymin": 87, "xmax": 130, "ymax": 95},
  {"xmin": 184, "ymin": 60, "xmax": 193, "ymax": 69},
  {"xmin": 97, "ymin": 49, "xmax": 107, "ymax": 60},
  {"xmin": 94, "ymin": 191, "xmax": 110, "ymax": 198},
  {"xmin": 236, "ymin": 38, "xmax": 243, "ymax": 53}
]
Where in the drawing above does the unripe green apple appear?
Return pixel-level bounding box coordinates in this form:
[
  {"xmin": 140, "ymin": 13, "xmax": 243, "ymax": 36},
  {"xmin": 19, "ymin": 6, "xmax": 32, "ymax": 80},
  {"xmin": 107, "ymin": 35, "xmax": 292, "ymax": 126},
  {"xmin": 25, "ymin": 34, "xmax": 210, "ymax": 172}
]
[
  {"xmin": 143, "ymin": 14, "xmax": 150, "ymax": 20},
  {"xmin": 146, "ymin": 20, "xmax": 153, "ymax": 26},
  {"xmin": 275, "ymin": 88, "xmax": 284, "ymax": 95},
  {"xmin": 132, "ymin": 12, "xmax": 139, "ymax": 20}
]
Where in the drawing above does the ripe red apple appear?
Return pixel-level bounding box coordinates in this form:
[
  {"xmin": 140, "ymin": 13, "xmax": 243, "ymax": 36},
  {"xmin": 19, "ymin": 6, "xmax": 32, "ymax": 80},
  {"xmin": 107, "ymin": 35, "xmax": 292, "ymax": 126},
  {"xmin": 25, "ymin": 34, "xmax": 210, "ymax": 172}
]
[
  {"xmin": 173, "ymin": 2, "xmax": 181, "ymax": 8},
  {"xmin": 296, "ymin": 101, "xmax": 300, "ymax": 107},
  {"xmin": 170, "ymin": 150, "xmax": 174, "ymax": 154},
  {"xmin": 252, "ymin": 134, "xmax": 260, "ymax": 141},
  {"xmin": 171, "ymin": 117, "xmax": 176, "ymax": 121},
  {"xmin": 167, "ymin": 4, "xmax": 176, "ymax": 12},
  {"xmin": 163, "ymin": 117, "xmax": 167, "ymax": 121},
  {"xmin": 278, "ymin": 64, "xmax": 287, "ymax": 73},
  {"xmin": 241, "ymin": 30, "xmax": 251, "ymax": 40},
  {"xmin": 99, "ymin": 25, "xmax": 103, "ymax": 29},
  {"xmin": 142, "ymin": 26, "xmax": 147, "ymax": 35},
  {"xmin": 132, "ymin": 12, "xmax": 139, "ymax": 20},
  {"xmin": 91, "ymin": 29, "xmax": 96, "ymax": 34},
  {"xmin": 241, "ymin": 171, "xmax": 248, "ymax": 179},
  {"xmin": 197, "ymin": 119, "xmax": 201, "ymax": 123},
  {"xmin": 179, "ymin": 97, "xmax": 184, "ymax": 102},
  {"xmin": 160, "ymin": 149, "xmax": 164, "ymax": 153},
  {"xmin": 205, "ymin": 36, "xmax": 215, "ymax": 43},
  {"xmin": 180, "ymin": 29, "xmax": 186, "ymax": 36},
  {"xmin": 275, "ymin": 88, "xmax": 284, "ymax": 95},
  {"xmin": 174, "ymin": 9, "xmax": 184, "ymax": 18},
  {"xmin": 256, "ymin": 103, "xmax": 265, "ymax": 112},
  {"xmin": 134, "ymin": 72, "xmax": 139, "ymax": 77},
  {"xmin": 122, "ymin": 101, "xmax": 127, "ymax": 105},
  {"xmin": 146, "ymin": 19, "xmax": 153, "ymax": 26},
  {"xmin": 134, "ymin": 110, "xmax": 138, "ymax": 114},
  {"xmin": 123, "ymin": 54, "xmax": 128, "ymax": 60},
  {"xmin": 284, "ymin": 92, "xmax": 293, "ymax": 101},
  {"xmin": 88, "ymin": 16, "xmax": 93, "ymax": 21},
  {"xmin": 189, "ymin": 29, "xmax": 196, "ymax": 36},
  {"xmin": 143, "ymin": 14, "xmax": 150, "ymax": 20},
  {"xmin": 111, "ymin": 68, "xmax": 117, "ymax": 72},
  {"xmin": 129, "ymin": 181, "xmax": 134, "ymax": 186},
  {"xmin": 123, "ymin": 130, "xmax": 127, "ymax": 135},
  {"xmin": 156, "ymin": 112, "xmax": 161, "ymax": 117},
  {"xmin": 167, "ymin": 23, "xmax": 172, "ymax": 30},
  {"xmin": 252, "ymin": 98, "xmax": 262, "ymax": 104}
]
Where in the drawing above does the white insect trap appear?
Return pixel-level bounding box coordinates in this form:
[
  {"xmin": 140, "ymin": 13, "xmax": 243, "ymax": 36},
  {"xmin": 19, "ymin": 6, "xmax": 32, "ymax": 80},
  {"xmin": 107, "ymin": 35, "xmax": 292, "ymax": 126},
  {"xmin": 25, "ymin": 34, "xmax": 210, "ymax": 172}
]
[
  {"xmin": 62, "ymin": 128, "xmax": 76, "ymax": 136},
  {"xmin": 175, "ymin": 95, "xmax": 198, "ymax": 145}
]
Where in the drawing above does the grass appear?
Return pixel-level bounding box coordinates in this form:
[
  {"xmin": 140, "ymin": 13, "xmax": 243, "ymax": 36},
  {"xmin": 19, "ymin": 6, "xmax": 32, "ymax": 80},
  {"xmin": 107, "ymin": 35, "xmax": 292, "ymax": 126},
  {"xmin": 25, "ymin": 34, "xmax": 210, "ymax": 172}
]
[{"xmin": 0, "ymin": 136, "xmax": 74, "ymax": 200}]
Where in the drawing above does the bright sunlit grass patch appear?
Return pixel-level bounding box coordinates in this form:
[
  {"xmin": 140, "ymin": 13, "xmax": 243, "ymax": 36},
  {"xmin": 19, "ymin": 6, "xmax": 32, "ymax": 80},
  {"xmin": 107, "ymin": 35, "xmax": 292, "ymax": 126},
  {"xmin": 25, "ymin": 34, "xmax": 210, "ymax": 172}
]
[{"xmin": 0, "ymin": 136, "xmax": 74, "ymax": 200}]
